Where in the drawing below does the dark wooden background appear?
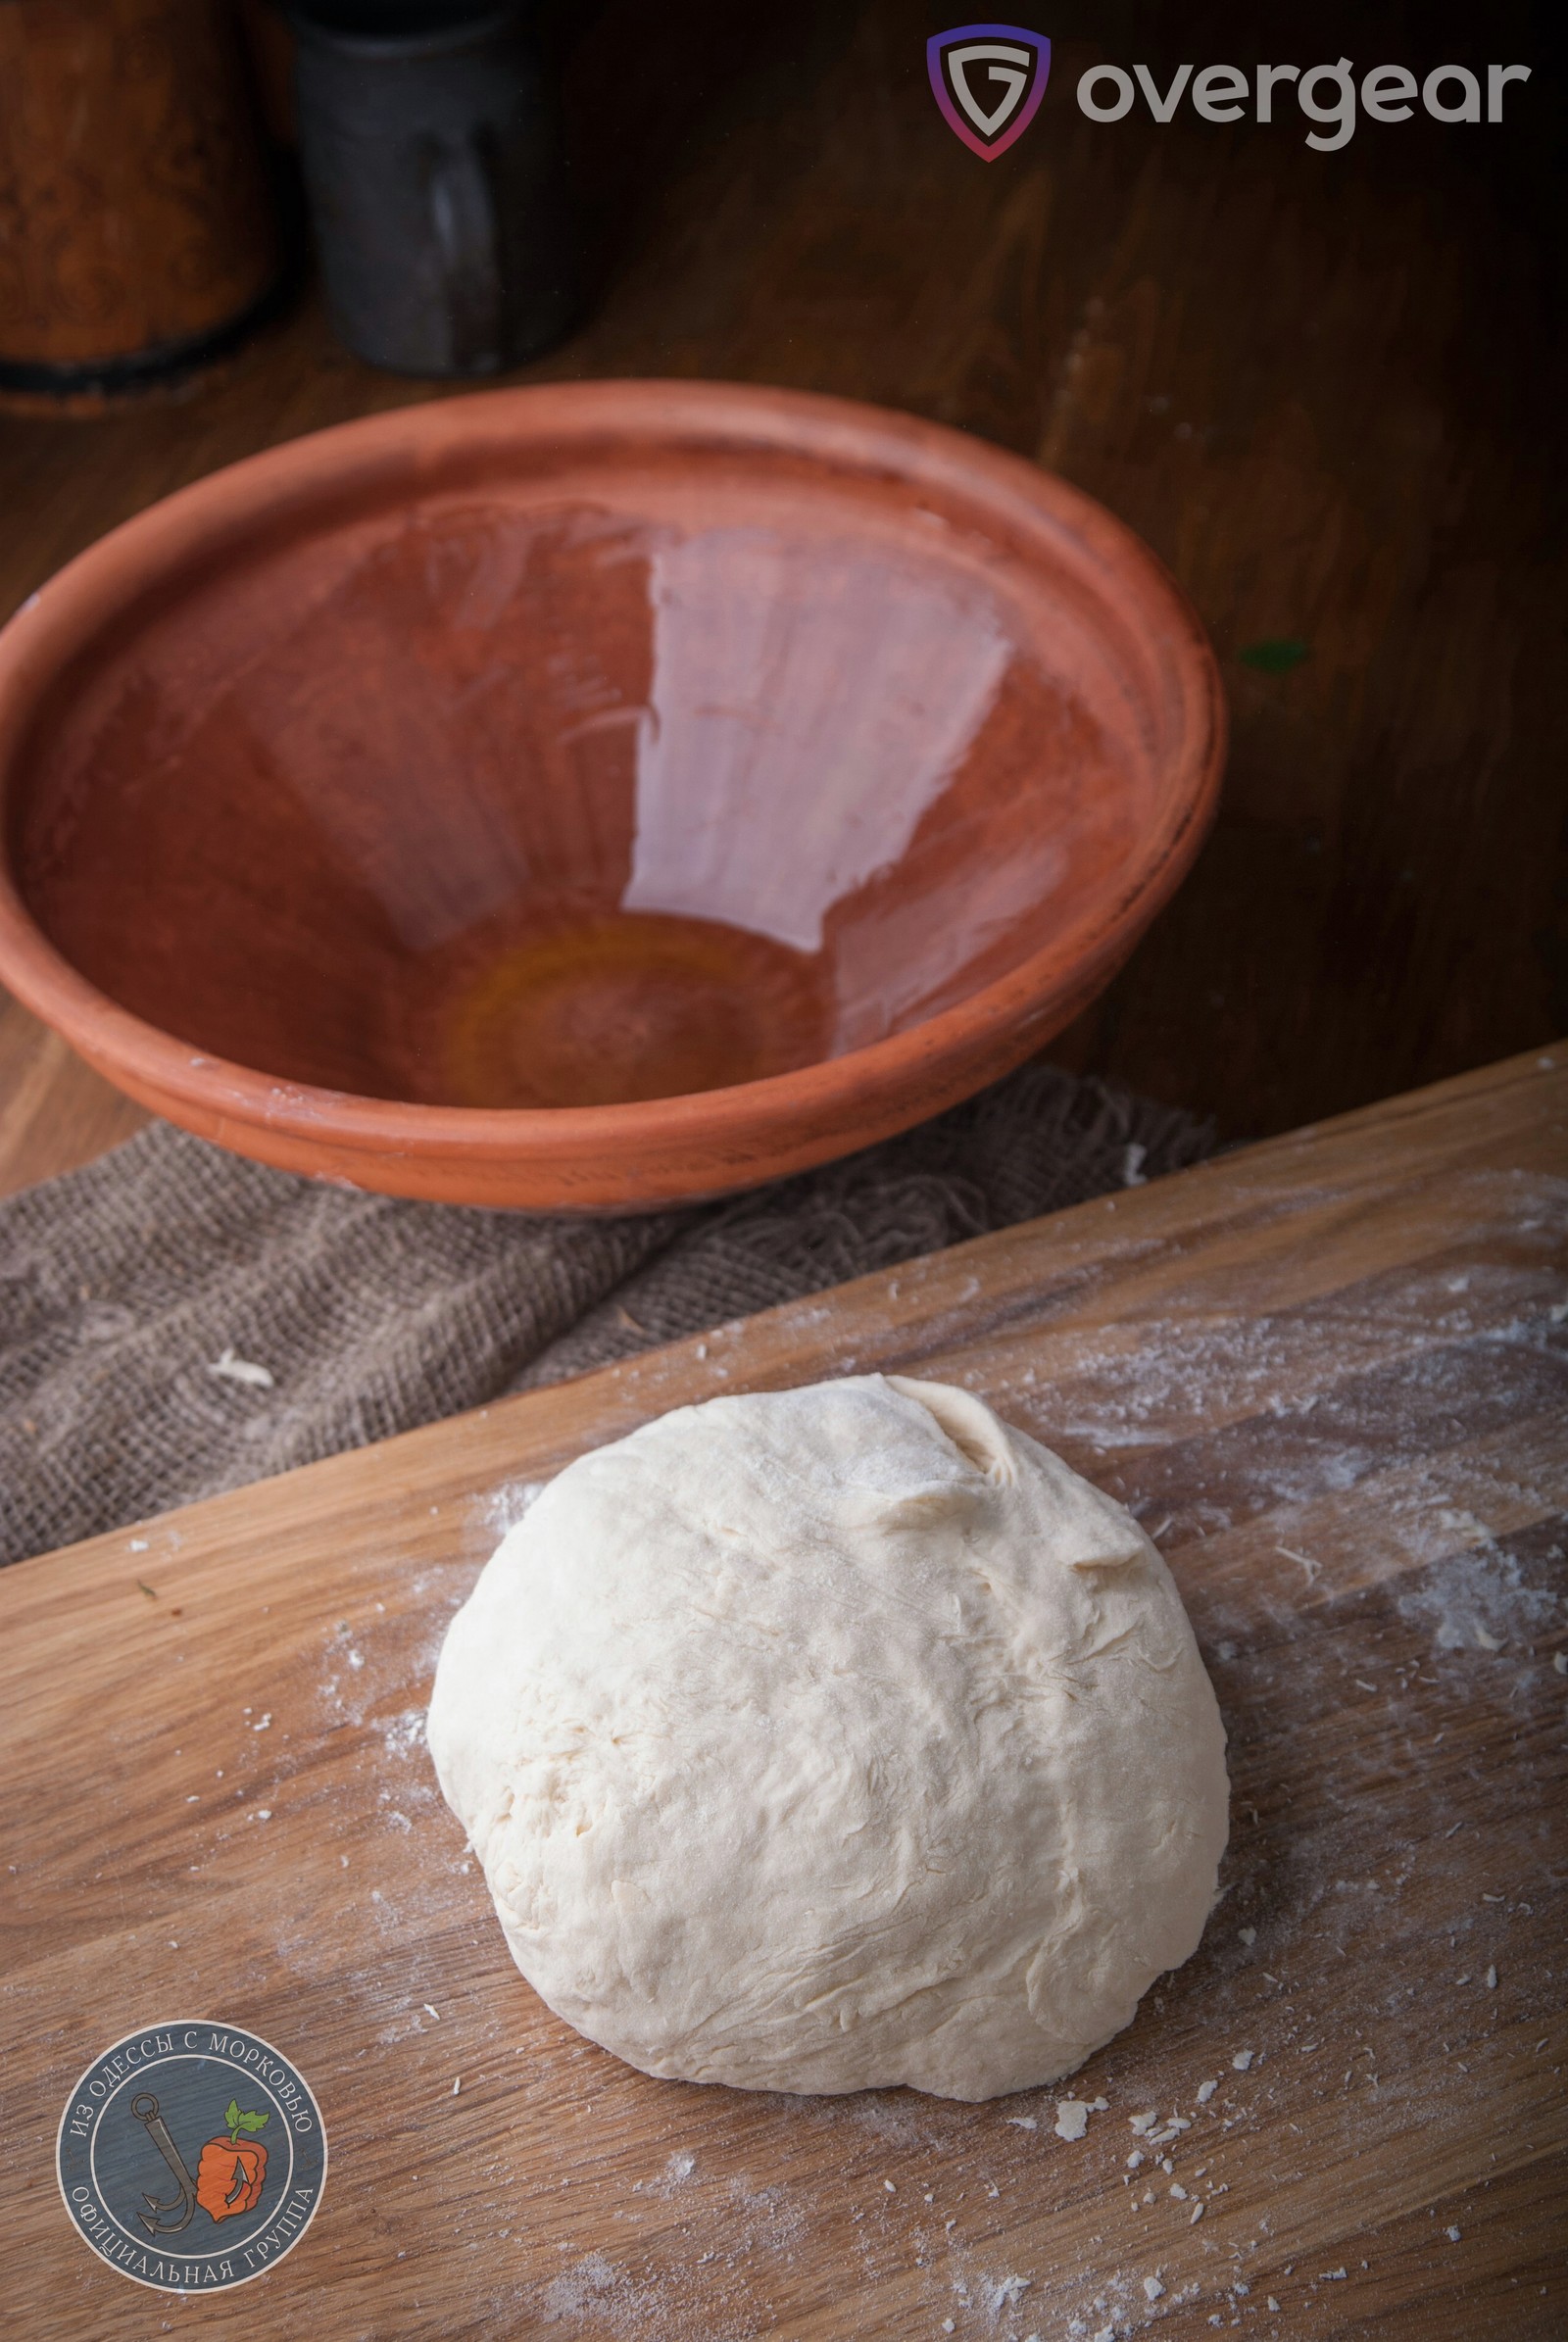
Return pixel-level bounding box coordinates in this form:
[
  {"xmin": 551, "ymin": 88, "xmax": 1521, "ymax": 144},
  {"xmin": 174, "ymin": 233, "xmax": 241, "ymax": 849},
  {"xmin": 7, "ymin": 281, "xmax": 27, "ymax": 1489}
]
[{"xmin": 1, "ymin": 0, "xmax": 1561, "ymax": 1194}]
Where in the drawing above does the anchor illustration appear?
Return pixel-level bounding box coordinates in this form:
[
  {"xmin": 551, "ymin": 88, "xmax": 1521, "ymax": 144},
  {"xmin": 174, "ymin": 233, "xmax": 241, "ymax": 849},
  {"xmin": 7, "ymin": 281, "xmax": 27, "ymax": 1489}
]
[{"xmin": 129, "ymin": 2093, "xmax": 199, "ymax": 2235}]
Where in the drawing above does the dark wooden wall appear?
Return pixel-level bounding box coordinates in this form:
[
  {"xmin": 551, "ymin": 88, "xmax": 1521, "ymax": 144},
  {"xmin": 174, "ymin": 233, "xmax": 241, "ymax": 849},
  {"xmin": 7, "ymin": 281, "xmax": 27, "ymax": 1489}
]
[{"xmin": 1, "ymin": 0, "xmax": 1561, "ymax": 1150}]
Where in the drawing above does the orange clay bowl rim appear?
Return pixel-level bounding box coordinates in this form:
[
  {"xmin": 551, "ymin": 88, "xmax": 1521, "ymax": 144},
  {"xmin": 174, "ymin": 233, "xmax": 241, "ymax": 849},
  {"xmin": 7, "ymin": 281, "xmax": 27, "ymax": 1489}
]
[{"xmin": 0, "ymin": 380, "xmax": 1225, "ymax": 1188}]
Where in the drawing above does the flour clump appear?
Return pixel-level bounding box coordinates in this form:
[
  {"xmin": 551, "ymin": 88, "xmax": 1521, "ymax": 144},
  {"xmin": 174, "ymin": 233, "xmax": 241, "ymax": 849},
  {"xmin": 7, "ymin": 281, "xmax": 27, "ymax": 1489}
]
[{"xmin": 427, "ymin": 1374, "xmax": 1228, "ymax": 2100}]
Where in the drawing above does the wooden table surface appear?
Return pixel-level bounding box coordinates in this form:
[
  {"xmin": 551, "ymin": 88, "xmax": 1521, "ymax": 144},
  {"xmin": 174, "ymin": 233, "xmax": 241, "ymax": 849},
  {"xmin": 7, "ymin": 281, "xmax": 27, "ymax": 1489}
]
[
  {"xmin": 4, "ymin": 1043, "xmax": 1564, "ymax": 2339},
  {"xmin": 1, "ymin": 0, "xmax": 1562, "ymax": 1199}
]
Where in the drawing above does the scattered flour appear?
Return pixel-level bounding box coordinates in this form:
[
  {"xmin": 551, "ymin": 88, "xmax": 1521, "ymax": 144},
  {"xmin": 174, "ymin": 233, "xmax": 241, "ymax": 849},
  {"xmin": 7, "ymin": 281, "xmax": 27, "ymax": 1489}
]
[
  {"xmin": 1397, "ymin": 1538, "xmax": 1558, "ymax": 1654},
  {"xmin": 378, "ymin": 1708, "xmax": 427, "ymax": 1763},
  {"xmin": 542, "ymin": 2252, "xmax": 652, "ymax": 2329},
  {"xmin": 209, "ymin": 1346, "xmax": 274, "ymax": 1389},
  {"xmin": 483, "ymin": 1479, "xmax": 550, "ymax": 1538}
]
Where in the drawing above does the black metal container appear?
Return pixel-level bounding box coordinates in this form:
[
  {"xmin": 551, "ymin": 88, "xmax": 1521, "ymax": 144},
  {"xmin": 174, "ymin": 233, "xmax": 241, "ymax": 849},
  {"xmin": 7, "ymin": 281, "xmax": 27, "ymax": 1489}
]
[{"xmin": 289, "ymin": 0, "xmax": 578, "ymax": 377}]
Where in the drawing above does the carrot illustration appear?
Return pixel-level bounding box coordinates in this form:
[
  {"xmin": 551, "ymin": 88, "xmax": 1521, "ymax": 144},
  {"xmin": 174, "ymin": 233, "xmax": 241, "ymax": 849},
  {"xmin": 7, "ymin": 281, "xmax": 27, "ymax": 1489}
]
[{"xmin": 196, "ymin": 2100, "xmax": 270, "ymax": 2220}]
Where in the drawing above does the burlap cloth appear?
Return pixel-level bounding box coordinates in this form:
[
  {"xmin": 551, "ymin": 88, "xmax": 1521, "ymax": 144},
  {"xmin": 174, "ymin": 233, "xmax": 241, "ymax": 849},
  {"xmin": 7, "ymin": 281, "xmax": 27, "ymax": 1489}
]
[{"xmin": 0, "ymin": 1066, "xmax": 1212, "ymax": 1568}]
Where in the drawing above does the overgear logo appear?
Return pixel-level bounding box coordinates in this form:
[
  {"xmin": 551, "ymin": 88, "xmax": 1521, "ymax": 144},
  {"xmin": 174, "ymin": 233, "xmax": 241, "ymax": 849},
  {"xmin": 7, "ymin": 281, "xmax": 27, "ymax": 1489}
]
[
  {"xmin": 928, "ymin": 25, "xmax": 1532, "ymax": 157},
  {"xmin": 927, "ymin": 24, "xmax": 1051, "ymax": 159}
]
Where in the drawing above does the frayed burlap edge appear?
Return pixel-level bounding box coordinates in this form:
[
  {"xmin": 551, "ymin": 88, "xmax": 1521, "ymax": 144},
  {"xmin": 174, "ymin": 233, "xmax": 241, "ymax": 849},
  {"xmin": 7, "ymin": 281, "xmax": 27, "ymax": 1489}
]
[{"xmin": 0, "ymin": 1065, "xmax": 1210, "ymax": 1567}]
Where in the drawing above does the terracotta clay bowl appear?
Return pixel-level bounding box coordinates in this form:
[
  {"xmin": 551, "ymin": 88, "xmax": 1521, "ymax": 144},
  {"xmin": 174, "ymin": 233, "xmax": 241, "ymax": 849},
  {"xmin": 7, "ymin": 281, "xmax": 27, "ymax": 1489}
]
[{"xmin": 0, "ymin": 382, "xmax": 1224, "ymax": 1210}]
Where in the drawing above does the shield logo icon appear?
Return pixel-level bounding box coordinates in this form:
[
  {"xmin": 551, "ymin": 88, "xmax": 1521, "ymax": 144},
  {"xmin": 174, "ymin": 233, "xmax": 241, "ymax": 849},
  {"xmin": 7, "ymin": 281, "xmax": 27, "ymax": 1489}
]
[{"xmin": 927, "ymin": 24, "xmax": 1051, "ymax": 160}]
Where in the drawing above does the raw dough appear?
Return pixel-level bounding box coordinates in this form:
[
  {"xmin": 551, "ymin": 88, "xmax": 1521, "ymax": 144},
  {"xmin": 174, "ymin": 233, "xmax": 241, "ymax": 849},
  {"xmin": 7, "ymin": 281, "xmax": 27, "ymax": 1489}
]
[{"xmin": 427, "ymin": 1374, "xmax": 1228, "ymax": 2101}]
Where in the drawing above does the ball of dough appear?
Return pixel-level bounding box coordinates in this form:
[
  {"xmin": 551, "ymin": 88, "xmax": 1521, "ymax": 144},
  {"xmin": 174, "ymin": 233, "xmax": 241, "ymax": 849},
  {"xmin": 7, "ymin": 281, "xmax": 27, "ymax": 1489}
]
[{"xmin": 428, "ymin": 1374, "xmax": 1228, "ymax": 2101}]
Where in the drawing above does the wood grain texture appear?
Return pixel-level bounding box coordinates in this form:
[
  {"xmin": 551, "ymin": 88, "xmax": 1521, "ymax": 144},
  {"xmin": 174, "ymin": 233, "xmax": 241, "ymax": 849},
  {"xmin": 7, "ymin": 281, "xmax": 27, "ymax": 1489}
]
[
  {"xmin": 0, "ymin": 985, "xmax": 148, "ymax": 1197},
  {"xmin": 0, "ymin": 0, "xmax": 1560, "ymax": 1174},
  {"xmin": 2, "ymin": 1044, "xmax": 1564, "ymax": 2338}
]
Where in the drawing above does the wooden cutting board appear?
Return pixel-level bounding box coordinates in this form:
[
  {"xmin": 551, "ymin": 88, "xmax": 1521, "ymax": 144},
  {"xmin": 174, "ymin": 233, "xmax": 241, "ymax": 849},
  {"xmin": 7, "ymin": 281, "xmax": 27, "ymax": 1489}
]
[{"xmin": 4, "ymin": 1047, "xmax": 1566, "ymax": 2341}]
